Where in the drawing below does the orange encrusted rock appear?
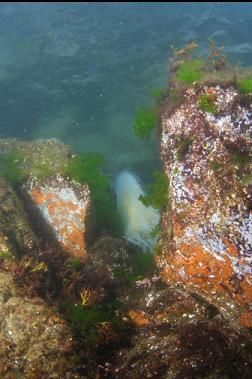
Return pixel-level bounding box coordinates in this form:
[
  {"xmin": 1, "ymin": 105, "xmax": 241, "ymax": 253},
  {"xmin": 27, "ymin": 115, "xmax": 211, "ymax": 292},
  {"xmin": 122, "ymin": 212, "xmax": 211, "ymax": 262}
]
[
  {"xmin": 160, "ymin": 84, "xmax": 252, "ymax": 329},
  {"xmin": 129, "ymin": 310, "xmax": 150, "ymax": 326},
  {"xmin": 25, "ymin": 174, "xmax": 90, "ymax": 258}
]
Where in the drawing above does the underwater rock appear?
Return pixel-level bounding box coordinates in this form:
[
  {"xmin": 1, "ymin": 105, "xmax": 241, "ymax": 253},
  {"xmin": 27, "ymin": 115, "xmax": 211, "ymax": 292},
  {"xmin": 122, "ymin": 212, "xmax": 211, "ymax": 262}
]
[
  {"xmin": 23, "ymin": 174, "xmax": 90, "ymax": 258},
  {"xmin": 0, "ymin": 177, "xmax": 38, "ymax": 256},
  {"xmin": 101, "ymin": 277, "xmax": 252, "ymax": 378},
  {"xmin": 0, "ymin": 137, "xmax": 71, "ymax": 176},
  {"xmin": 87, "ymin": 239, "xmax": 252, "ymax": 378},
  {"xmin": 0, "ymin": 269, "xmax": 80, "ymax": 378},
  {"xmin": 159, "ymin": 81, "xmax": 252, "ymax": 329}
]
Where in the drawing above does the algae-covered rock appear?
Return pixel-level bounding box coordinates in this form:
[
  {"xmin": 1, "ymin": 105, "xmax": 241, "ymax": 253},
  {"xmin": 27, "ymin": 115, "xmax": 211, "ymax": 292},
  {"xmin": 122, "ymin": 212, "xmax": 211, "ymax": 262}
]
[
  {"xmin": 0, "ymin": 223, "xmax": 81, "ymax": 378},
  {"xmin": 0, "ymin": 229, "xmax": 15, "ymax": 260},
  {"xmin": 0, "ymin": 138, "xmax": 91, "ymax": 259},
  {"xmin": 0, "ymin": 269, "xmax": 80, "ymax": 378},
  {"xmin": 0, "ymin": 177, "xmax": 38, "ymax": 256},
  {"xmin": 101, "ymin": 277, "xmax": 252, "ymax": 378},
  {"xmin": 86, "ymin": 239, "xmax": 252, "ymax": 379},
  {"xmin": 159, "ymin": 50, "xmax": 252, "ymax": 330},
  {"xmin": 0, "ymin": 137, "xmax": 71, "ymax": 177}
]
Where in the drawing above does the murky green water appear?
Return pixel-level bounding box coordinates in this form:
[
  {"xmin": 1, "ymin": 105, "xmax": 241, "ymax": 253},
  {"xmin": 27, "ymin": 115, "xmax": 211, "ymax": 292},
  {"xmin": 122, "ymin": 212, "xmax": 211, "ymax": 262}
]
[{"xmin": 0, "ymin": 2, "xmax": 252, "ymax": 180}]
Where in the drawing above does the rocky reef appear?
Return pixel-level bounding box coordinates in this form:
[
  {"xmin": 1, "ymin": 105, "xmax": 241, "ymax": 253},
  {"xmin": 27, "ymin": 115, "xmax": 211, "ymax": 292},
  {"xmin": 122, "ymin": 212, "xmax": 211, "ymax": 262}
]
[
  {"xmin": 158, "ymin": 44, "xmax": 252, "ymax": 332},
  {"xmin": 0, "ymin": 43, "xmax": 251, "ymax": 378},
  {"xmin": 0, "ymin": 267, "xmax": 77, "ymax": 378},
  {"xmin": 0, "ymin": 138, "xmax": 89, "ymax": 377}
]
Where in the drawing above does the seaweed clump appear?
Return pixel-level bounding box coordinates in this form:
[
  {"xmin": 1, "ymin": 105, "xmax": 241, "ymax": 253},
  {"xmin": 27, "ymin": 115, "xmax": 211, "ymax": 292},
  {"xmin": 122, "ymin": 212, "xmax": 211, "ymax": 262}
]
[
  {"xmin": 139, "ymin": 171, "xmax": 169, "ymax": 210},
  {"xmin": 0, "ymin": 150, "xmax": 26, "ymax": 185},
  {"xmin": 113, "ymin": 249, "xmax": 157, "ymax": 283},
  {"xmin": 10, "ymin": 241, "xmax": 133, "ymax": 351},
  {"xmin": 133, "ymin": 108, "xmax": 158, "ymax": 139},
  {"xmin": 176, "ymin": 59, "xmax": 205, "ymax": 84},
  {"xmin": 30, "ymin": 163, "xmax": 54, "ymax": 179},
  {"xmin": 238, "ymin": 76, "xmax": 252, "ymax": 94},
  {"xmin": 66, "ymin": 303, "xmax": 125, "ymax": 349},
  {"xmin": 199, "ymin": 93, "xmax": 218, "ymax": 114},
  {"xmin": 150, "ymin": 87, "xmax": 167, "ymax": 104}
]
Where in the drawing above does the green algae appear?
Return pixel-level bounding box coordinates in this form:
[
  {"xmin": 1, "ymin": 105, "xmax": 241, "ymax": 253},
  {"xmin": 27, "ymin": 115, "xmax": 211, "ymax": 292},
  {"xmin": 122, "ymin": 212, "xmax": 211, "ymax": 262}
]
[
  {"xmin": 133, "ymin": 108, "xmax": 158, "ymax": 139},
  {"xmin": 66, "ymin": 301, "xmax": 131, "ymax": 348},
  {"xmin": 0, "ymin": 250, "xmax": 15, "ymax": 262},
  {"xmin": 65, "ymin": 152, "xmax": 109, "ymax": 190},
  {"xmin": 139, "ymin": 171, "xmax": 169, "ymax": 210},
  {"xmin": 68, "ymin": 257, "xmax": 83, "ymax": 271},
  {"xmin": 238, "ymin": 76, "xmax": 252, "ymax": 94},
  {"xmin": 155, "ymin": 243, "xmax": 164, "ymax": 257},
  {"xmin": 130, "ymin": 250, "xmax": 156, "ymax": 281},
  {"xmin": 66, "ymin": 303, "xmax": 107, "ymax": 346},
  {"xmin": 240, "ymin": 173, "xmax": 252, "ymax": 186},
  {"xmin": 177, "ymin": 58, "xmax": 205, "ymax": 84},
  {"xmin": 30, "ymin": 163, "xmax": 54, "ymax": 180},
  {"xmin": 113, "ymin": 249, "xmax": 157, "ymax": 283},
  {"xmin": 173, "ymin": 167, "xmax": 180, "ymax": 176},
  {"xmin": 199, "ymin": 94, "xmax": 218, "ymax": 114},
  {"xmin": 169, "ymin": 88, "xmax": 183, "ymax": 104},
  {"xmin": 0, "ymin": 150, "xmax": 26, "ymax": 185},
  {"xmin": 150, "ymin": 87, "xmax": 167, "ymax": 103},
  {"xmin": 66, "ymin": 152, "xmax": 123, "ymax": 237}
]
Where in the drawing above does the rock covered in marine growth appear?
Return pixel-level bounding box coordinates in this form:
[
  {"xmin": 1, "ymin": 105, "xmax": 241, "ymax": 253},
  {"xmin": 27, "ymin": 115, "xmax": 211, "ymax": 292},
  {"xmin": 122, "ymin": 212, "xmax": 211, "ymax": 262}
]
[
  {"xmin": 0, "ymin": 270, "xmax": 79, "ymax": 378},
  {"xmin": 0, "ymin": 137, "xmax": 71, "ymax": 175},
  {"xmin": 0, "ymin": 235, "xmax": 79, "ymax": 378},
  {"xmin": 24, "ymin": 174, "xmax": 90, "ymax": 258},
  {"xmin": 0, "ymin": 177, "xmax": 38, "ymax": 255},
  {"xmin": 103, "ymin": 276, "xmax": 252, "ymax": 378},
  {"xmin": 159, "ymin": 84, "xmax": 252, "ymax": 328}
]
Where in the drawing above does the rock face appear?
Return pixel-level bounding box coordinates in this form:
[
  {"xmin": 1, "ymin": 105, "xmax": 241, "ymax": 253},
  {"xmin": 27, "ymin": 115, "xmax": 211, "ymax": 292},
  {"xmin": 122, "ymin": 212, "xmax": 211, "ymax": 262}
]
[
  {"xmin": 0, "ymin": 235, "xmax": 79, "ymax": 378},
  {"xmin": 159, "ymin": 84, "xmax": 252, "ymax": 328},
  {"xmin": 0, "ymin": 138, "xmax": 90, "ymax": 258},
  {"xmin": 0, "ymin": 269, "xmax": 79, "ymax": 378},
  {"xmin": 0, "ymin": 177, "xmax": 38, "ymax": 255},
  {"xmin": 84, "ymin": 237, "xmax": 252, "ymax": 379},
  {"xmin": 0, "ymin": 137, "xmax": 71, "ymax": 175},
  {"xmin": 105, "ymin": 277, "xmax": 252, "ymax": 379},
  {"xmin": 24, "ymin": 174, "xmax": 90, "ymax": 258},
  {"xmin": 0, "ymin": 138, "xmax": 91, "ymax": 377}
]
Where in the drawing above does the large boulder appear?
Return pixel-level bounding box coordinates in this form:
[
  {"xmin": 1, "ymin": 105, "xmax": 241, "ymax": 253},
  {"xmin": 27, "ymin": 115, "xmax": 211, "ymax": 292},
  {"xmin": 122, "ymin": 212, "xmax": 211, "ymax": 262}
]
[
  {"xmin": 0, "ymin": 138, "xmax": 90, "ymax": 259},
  {"xmin": 101, "ymin": 276, "xmax": 252, "ymax": 378},
  {"xmin": 0, "ymin": 177, "xmax": 38, "ymax": 256},
  {"xmin": 159, "ymin": 82, "xmax": 252, "ymax": 329},
  {"xmin": 23, "ymin": 174, "xmax": 90, "ymax": 258},
  {"xmin": 0, "ymin": 235, "xmax": 80, "ymax": 378}
]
